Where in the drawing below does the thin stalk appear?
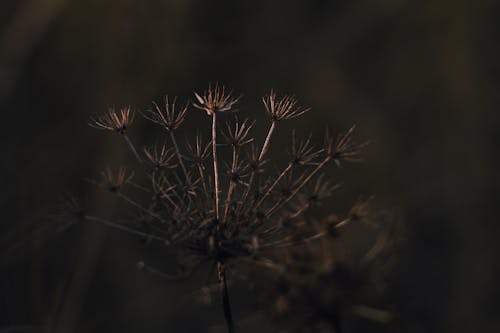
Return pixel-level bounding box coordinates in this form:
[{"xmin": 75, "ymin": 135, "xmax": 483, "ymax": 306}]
[
  {"xmin": 198, "ymin": 165, "xmax": 209, "ymax": 200},
  {"xmin": 259, "ymin": 120, "xmax": 276, "ymax": 160},
  {"xmin": 212, "ymin": 113, "xmax": 220, "ymax": 224},
  {"xmin": 288, "ymin": 203, "xmax": 311, "ymax": 219},
  {"xmin": 266, "ymin": 156, "xmax": 331, "ymax": 217},
  {"xmin": 154, "ymin": 183, "xmax": 181, "ymax": 212},
  {"xmin": 218, "ymin": 261, "xmax": 235, "ymax": 333},
  {"xmin": 117, "ymin": 192, "xmax": 167, "ymax": 223},
  {"xmin": 261, "ymin": 231, "xmax": 327, "ymax": 249},
  {"xmin": 123, "ymin": 134, "xmax": 143, "ymax": 164},
  {"xmin": 254, "ymin": 162, "xmax": 293, "ymax": 210},
  {"xmin": 240, "ymin": 121, "xmax": 276, "ymax": 206},
  {"xmin": 85, "ymin": 215, "xmax": 164, "ymax": 241},
  {"xmin": 169, "ymin": 131, "xmax": 192, "ymax": 187},
  {"xmin": 212, "ymin": 114, "xmax": 234, "ymax": 331},
  {"xmin": 223, "ymin": 146, "xmax": 238, "ymax": 222}
]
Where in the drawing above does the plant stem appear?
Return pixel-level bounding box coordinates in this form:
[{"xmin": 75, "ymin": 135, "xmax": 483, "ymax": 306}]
[
  {"xmin": 212, "ymin": 113, "xmax": 220, "ymax": 225},
  {"xmin": 254, "ymin": 162, "xmax": 293, "ymax": 210},
  {"xmin": 266, "ymin": 156, "xmax": 331, "ymax": 217},
  {"xmin": 223, "ymin": 146, "xmax": 238, "ymax": 222},
  {"xmin": 259, "ymin": 120, "xmax": 276, "ymax": 160},
  {"xmin": 211, "ymin": 114, "xmax": 235, "ymax": 331},
  {"xmin": 85, "ymin": 215, "xmax": 164, "ymax": 241},
  {"xmin": 218, "ymin": 261, "xmax": 235, "ymax": 333},
  {"xmin": 169, "ymin": 131, "xmax": 192, "ymax": 187},
  {"xmin": 123, "ymin": 134, "xmax": 143, "ymax": 164},
  {"xmin": 240, "ymin": 121, "xmax": 276, "ymax": 207},
  {"xmin": 117, "ymin": 192, "xmax": 166, "ymax": 223}
]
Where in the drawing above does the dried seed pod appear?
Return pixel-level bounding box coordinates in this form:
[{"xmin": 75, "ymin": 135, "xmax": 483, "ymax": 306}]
[
  {"xmin": 143, "ymin": 95, "xmax": 187, "ymax": 131},
  {"xmin": 89, "ymin": 107, "xmax": 134, "ymax": 134},
  {"xmin": 193, "ymin": 83, "xmax": 241, "ymax": 115},
  {"xmin": 262, "ymin": 90, "xmax": 309, "ymax": 121}
]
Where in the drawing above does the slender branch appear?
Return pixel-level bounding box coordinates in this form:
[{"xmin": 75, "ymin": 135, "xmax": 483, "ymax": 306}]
[
  {"xmin": 240, "ymin": 121, "xmax": 276, "ymax": 207},
  {"xmin": 261, "ymin": 231, "xmax": 327, "ymax": 249},
  {"xmin": 254, "ymin": 162, "xmax": 293, "ymax": 210},
  {"xmin": 123, "ymin": 134, "xmax": 143, "ymax": 164},
  {"xmin": 223, "ymin": 146, "xmax": 238, "ymax": 222},
  {"xmin": 169, "ymin": 131, "xmax": 192, "ymax": 187},
  {"xmin": 117, "ymin": 192, "xmax": 167, "ymax": 223},
  {"xmin": 212, "ymin": 113, "xmax": 220, "ymax": 224},
  {"xmin": 85, "ymin": 215, "xmax": 164, "ymax": 241},
  {"xmin": 259, "ymin": 120, "xmax": 276, "ymax": 160},
  {"xmin": 198, "ymin": 164, "xmax": 209, "ymax": 201},
  {"xmin": 266, "ymin": 156, "xmax": 331, "ymax": 217},
  {"xmin": 153, "ymin": 180, "xmax": 181, "ymax": 212}
]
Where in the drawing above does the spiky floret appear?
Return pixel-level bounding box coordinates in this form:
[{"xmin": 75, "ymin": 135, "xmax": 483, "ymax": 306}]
[
  {"xmin": 262, "ymin": 89, "xmax": 309, "ymax": 121},
  {"xmin": 89, "ymin": 106, "xmax": 134, "ymax": 133},
  {"xmin": 193, "ymin": 83, "xmax": 241, "ymax": 115},
  {"xmin": 143, "ymin": 96, "xmax": 187, "ymax": 131},
  {"xmin": 143, "ymin": 143, "xmax": 177, "ymax": 169},
  {"xmin": 325, "ymin": 125, "xmax": 369, "ymax": 167}
]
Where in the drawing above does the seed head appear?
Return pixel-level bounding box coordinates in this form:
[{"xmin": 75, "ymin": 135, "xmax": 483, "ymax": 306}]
[
  {"xmin": 262, "ymin": 90, "xmax": 309, "ymax": 121},
  {"xmin": 143, "ymin": 96, "xmax": 187, "ymax": 131},
  {"xmin": 301, "ymin": 175, "xmax": 339, "ymax": 206},
  {"xmin": 186, "ymin": 133, "xmax": 211, "ymax": 167},
  {"xmin": 82, "ymin": 86, "xmax": 371, "ymax": 330},
  {"xmin": 325, "ymin": 125, "xmax": 369, "ymax": 167},
  {"xmin": 100, "ymin": 167, "xmax": 134, "ymax": 192},
  {"xmin": 193, "ymin": 83, "xmax": 241, "ymax": 115},
  {"xmin": 89, "ymin": 107, "xmax": 134, "ymax": 134},
  {"xmin": 223, "ymin": 118, "xmax": 255, "ymax": 148},
  {"xmin": 144, "ymin": 143, "xmax": 177, "ymax": 169},
  {"xmin": 289, "ymin": 131, "xmax": 322, "ymax": 166},
  {"xmin": 246, "ymin": 143, "xmax": 267, "ymax": 172}
]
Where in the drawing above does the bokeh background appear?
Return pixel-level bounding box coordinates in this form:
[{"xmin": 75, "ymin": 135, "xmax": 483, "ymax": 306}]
[{"xmin": 1, "ymin": 0, "xmax": 498, "ymax": 332}]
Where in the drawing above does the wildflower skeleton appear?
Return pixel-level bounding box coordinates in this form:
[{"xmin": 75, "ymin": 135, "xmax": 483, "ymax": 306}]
[{"xmin": 83, "ymin": 84, "xmax": 366, "ymax": 332}]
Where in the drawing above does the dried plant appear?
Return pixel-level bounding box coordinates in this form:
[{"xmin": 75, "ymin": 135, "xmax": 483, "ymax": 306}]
[
  {"xmin": 74, "ymin": 84, "xmax": 368, "ymax": 332},
  {"xmin": 260, "ymin": 200, "xmax": 401, "ymax": 332}
]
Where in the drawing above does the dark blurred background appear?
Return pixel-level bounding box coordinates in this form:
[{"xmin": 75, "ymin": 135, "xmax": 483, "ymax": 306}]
[{"xmin": 0, "ymin": 0, "xmax": 498, "ymax": 332}]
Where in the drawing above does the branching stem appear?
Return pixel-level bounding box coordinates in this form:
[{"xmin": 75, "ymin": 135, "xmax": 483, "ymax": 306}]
[
  {"xmin": 218, "ymin": 261, "xmax": 235, "ymax": 333},
  {"xmin": 123, "ymin": 134, "xmax": 143, "ymax": 164},
  {"xmin": 169, "ymin": 131, "xmax": 192, "ymax": 187},
  {"xmin": 266, "ymin": 156, "xmax": 331, "ymax": 217},
  {"xmin": 212, "ymin": 113, "xmax": 220, "ymax": 225},
  {"xmin": 259, "ymin": 120, "xmax": 276, "ymax": 160},
  {"xmin": 223, "ymin": 146, "xmax": 238, "ymax": 222},
  {"xmin": 240, "ymin": 121, "xmax": 276, "ymax": 207},
  {"xmin": 254, "ymin": 162, "xmax": 293, "ymax": 210},
  {"xmin": 85, "ymin": 215, "xmax": 164, "ymax": 241}
]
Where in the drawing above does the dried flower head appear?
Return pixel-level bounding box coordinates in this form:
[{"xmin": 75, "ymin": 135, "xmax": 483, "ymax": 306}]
[
  {"xmin": 300, "ymin": 175, "xmax": 340, "ymax": 207},
  {"xmin": 99, "ymin": 167, "xmax": 134, "ymax": 192},
  {"xmin": 246, "ymin": 143, "xmax": 267, "ymax": 173},
  {"xmin": 143, "ymin": 143, "xmax": 177, "ymax": 169},
  {"xmin": 193, "ymin": 83, "xmax": 241, "ymax": 115},
  {"xmin": 325, "ymin": 124, "xmax": 369, "ymax": 167},
  {"xmin": 89, "ymin": 107, "xmax": 134, "ymax": 134},
  {"xmin": 143, "ymin": 96, "xmax": 187, "ymax": 131},
  {"xmin": 223, "ymin": 118, "xmax": 255, "ymax": 148},
  {"xmin": 186, "ymin": 133, "xmax": 211, "ymax": 166},
  {"xmin": 289, "ymin": 131, "xmax": 322, "ymax": 166},
  {"xmin": 263, "ymin": 89, "xmax": 310, "ymax": 121}
]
